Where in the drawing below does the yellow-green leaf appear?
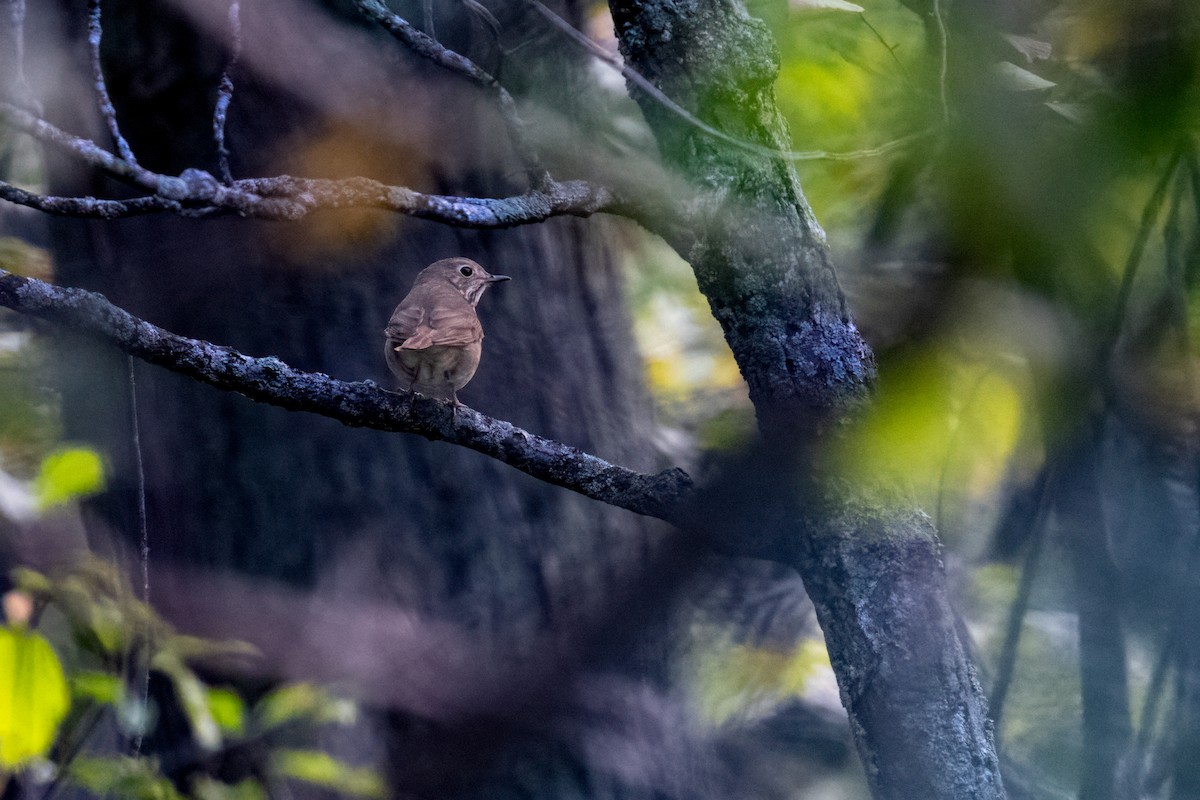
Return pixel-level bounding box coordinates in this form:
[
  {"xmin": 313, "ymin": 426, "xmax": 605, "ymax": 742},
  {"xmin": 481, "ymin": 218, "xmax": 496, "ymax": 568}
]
[
  {"xmin": 0, "ymin": 626, "xmax": 71, "ymax": 767},
  {"xmin": 153, "ymin": 652, "xmax": 221, "ymax": 750},
  {"xmin": 34, "ymin": 447, "xmax": 106, "ymax": 511},
  {"xmin": 273, "ymin": 750, "xmax": 385, "ymax": 799},
  {"xmin": 693, "ymin": 637, "xmax": 831, "ymax": 725},
  {"xmin": 255, "ymin": 683, "xmax": 356, "ymax": 730},
  {"xmin": 68, "ymin": 756, "xmax": 186, "ymax": 800},
  {"xmin": 192, "ymin": 776, "xmax": 267, "ymax": 800},
  {"xmin": 72, "ymin": 671, "xmax": 123, "ymax": 704},
  {"xmin": 206, "ymin": 687, "xmax": 245, "ymax": 735}
]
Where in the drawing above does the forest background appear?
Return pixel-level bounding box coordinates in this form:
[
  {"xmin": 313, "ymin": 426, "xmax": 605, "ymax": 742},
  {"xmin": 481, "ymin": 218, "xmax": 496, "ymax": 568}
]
[{"xmin": 1, "ymin": 1, "xmax": 1199, "ymax": 799}]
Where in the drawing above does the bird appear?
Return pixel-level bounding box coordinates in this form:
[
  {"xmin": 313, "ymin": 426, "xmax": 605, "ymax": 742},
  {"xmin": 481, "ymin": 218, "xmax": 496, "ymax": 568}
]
[{"xmin": 383, "ymin": 257, "xmax": 510, "ymax": 403}]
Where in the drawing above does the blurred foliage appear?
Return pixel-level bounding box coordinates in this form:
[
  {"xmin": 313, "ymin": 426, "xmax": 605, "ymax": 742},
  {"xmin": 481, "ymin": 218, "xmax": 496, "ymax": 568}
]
[
  {"xmin": 766, "ymin": 0, "xmax": 930, "ymax": 240},
  {"xmin": 624, "ymin": 0, "xmax": 1198, "ymax": 794},
  {"xmin": 272, "ymin": 750, "xmax": 386, "ymax": 799},
  {"xmin": 2, "ymin": 562, "xmax": 381, "ymax": 800},
  {"xmin": 829, "ymin": 341, "xmax": 1035, "ymax": 545},
  {"xmin": 0, "ymin": 343, "xmax": 63, "ymax": 478},
  {"xmin": 623, "ymin": 233, "xmax": 756, "ymax": 448},
  {"xmin": 691, "ymin": 635, "xmax": 833, "ymax": 725},
  {"xmin": 34, "ymin": 447, "xmax": 107, "ymax": 511},
  {"xmin": 0, "ymin": 237, "xmax": 52, "ymax": 279},
  {"xmin": 0, "ymin": 620, "xmax": 70, "ymax": 767},
  {"xmin": 1, "ymin": 0, "xmax": 1198, "ymax": 797},
  {"xmin": 68, "ymin": 756, "xmax": 189, "ymax": 800}
]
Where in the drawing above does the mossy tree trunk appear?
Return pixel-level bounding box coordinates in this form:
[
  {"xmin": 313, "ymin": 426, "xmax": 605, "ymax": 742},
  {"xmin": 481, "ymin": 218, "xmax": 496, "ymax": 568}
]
[{"xmin": 608, "ymin": 2, "xmax": 1006, "ymax": 797}]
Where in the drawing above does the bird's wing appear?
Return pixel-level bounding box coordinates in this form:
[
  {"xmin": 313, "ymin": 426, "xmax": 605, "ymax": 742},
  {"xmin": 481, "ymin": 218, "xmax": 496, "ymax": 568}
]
[
  {"xmin": 385, "ymin": 301, "xmax": 482, "ymax": 350},
  {"xmin": 384, "ymin": 304, "xmax": 425, "ymax": 343},
  {"xmin": 421, "ymin": 304, "xmax": 484, "ymax": 348}
]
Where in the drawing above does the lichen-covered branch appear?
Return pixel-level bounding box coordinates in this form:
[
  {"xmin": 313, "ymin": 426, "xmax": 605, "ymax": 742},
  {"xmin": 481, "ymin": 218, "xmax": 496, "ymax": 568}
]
[
  {"xmin": 0, "ymin": 181, "xmax": 186, "ymax": 218},
  {"xmin": 0, "ymin": 268, "xmax": 693, "ymax": 520},
  {"xmin": 0, "ymin": 102, "xmax": 671, "ymax": 231},
  {"xmin": 87, "ymin": 0, "xmax": 138, "ymax": 165},
  {"xmin": 212, "ymin": 0, "xmax": 242, "ymax": 185}
]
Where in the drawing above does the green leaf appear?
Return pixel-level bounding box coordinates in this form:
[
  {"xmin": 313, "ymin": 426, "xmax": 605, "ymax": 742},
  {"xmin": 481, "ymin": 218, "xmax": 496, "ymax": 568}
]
[
  {"xmin": 990, "ymin": 61, "xmax": 1056, "ymax": 91},
  {"xmin": 163, "ymin": 633, "xmax": 259, "ymax": 663},
  {"xmin": 192, "ymin": 776, "xmax": 267, "ymax": 800},
  {"xmin": 153, "ymin": 652, "xmax": 222, "ymax": 750},
  {"xmin": 1001, "ymin": 33, "xmax": 1052, "ymax": 62},
  {"xmin": 0, "ymin": 626, "xmax": 71, "ymax": 767},
  {"xmin": 34, "ymin": 447, "xmax": 106, "ymax": 511},
  {"xmin": 72, "ymin": 671, "xmax": 123, "ymax": 704},
  {"xmin": 206, "ymin": 687, "xmax": 246, "ymax": 735},
  {"xmin": 273, "ymin": 750, "xmax": 385, "ymax": 799},
  {"xmin": 789, "ymin": 0, "xmax": 864, "ymax": 11},
  {"xmin": 9, "ymin": 567, "xmax": 52, "ymax": 596},
  {"xmin": 254, "ymin": 683, "xmax": 356, "ymax": 730},
  {"xmin": 67, "ymin": 756, "xmax": 186, "ymax": 800}
]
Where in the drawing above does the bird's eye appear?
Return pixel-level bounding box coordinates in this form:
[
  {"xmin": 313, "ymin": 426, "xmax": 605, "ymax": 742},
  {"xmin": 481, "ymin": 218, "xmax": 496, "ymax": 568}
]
[{"xmin": 459, "ymin": 266, "xmax": 473, "ymax": 277}]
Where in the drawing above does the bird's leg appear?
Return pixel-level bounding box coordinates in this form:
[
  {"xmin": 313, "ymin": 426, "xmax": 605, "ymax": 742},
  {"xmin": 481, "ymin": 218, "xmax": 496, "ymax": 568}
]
[{"xmin": 400, "ymin": 378, "xmax": 418, "ymax": 418}]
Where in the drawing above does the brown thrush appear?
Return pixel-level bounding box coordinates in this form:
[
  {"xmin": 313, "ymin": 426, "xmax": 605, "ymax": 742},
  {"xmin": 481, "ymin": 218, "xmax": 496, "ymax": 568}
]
[{"xmin": 384, "ymin": 257, "xmax": 510, "ymax": 402}]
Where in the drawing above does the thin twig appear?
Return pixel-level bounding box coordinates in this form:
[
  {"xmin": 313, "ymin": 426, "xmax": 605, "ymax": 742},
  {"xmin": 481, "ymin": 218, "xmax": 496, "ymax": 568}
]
[
  {"xmin": 1106, "ymin": 147, "xmax": 1185, "ymax": 353},
  {"xmin": 463, "ymin": 0, "xmax": 501, "ymax": 41},
  {"xmin": 422, "ymin": 0, "xmax": 433, "ymax": 37},
  {"xmin": 0, "ymin": 267, "xmax": 695, "ymax": 521},
  {"xmin": 931, "ymin": 0, "xmax": 950, "ymax": 124},
  {"xmin": 0, "ymin": 180, "xmax": 185, "ymax": 217},
  {"xmin": 2, "ymin": 100, "xmax": 170, "ymax": 191},
  {"xmin": 859, "ymin": 14, "xmax": 919, "ymax": 95},
  {"xmin": 1, "ymin": 0, "xmax": 37, "ymax": 110},
  {"xmin": 989, "ymin": 463, "xmax": 1054, "ymax": 739},
  {"xmin": 213, "ymin": 0, "xmax": 242, "ymax": 185},
  {"xmin": 527, "ymin": 0, "xmax": 927, "ymax": 164},
  {"xmin": 1131, "ymin": 143, "xmax": 1200, "ymax": 796},
  {"xmin": 1185, "ymin": 144, "xmax": 1200, "ymax": 288},
  {"xmin": 354, "ymin": 0, "xmax": 548, "ymax": 186},
  {"xmin": 127, "ymin": 356, "xmax": 151, "ymax": 759},
  {"xmin": 87, "ymin": 0, "xmax": 138, "ymax": 165}
]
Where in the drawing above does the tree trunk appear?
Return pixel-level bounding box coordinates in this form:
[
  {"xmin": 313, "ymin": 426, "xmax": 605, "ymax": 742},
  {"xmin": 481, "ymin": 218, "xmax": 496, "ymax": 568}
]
[{"xmin": 608, "ymin": 1, "xmax": 1006, "ymax": 797}]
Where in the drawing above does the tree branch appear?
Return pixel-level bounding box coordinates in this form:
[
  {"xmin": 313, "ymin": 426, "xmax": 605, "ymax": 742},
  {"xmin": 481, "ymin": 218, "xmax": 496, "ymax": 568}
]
[
  {"xmin": 353, "ymin": 0, "xmax": 548, "ymax": 186},
  {"xmin": 87, "ymin": 0, "xmax": 138, "ymax": 165},
  {"xmin": 212, "ymin": 0, "xmax": 242, "ymax": 186},
  {"xmin": 0, "ymin": 268, "xmax": 693, "ymax": 521},
  {"xmin": 0, "ymin": 102, "xmax": 676, "ymax": 231},
  {"xmin": 0, "ymin": 181, "xmax": 186, "ymax": 218}
]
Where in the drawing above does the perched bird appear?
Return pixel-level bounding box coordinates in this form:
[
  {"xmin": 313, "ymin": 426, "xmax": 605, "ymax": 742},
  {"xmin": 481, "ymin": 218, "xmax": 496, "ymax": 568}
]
[{"xmin": 384, "ymin": 257, "xmax": 510, "ymax": 402}]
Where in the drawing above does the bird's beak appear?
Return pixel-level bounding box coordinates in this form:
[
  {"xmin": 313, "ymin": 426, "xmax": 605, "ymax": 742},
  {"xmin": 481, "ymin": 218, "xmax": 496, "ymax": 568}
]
[{"xmin": 489, "ymin": 274, "xmax": 511, "ymax": 282}]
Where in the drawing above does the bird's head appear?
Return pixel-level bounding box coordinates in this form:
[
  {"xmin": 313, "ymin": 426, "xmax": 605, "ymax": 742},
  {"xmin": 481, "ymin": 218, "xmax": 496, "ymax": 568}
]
[{"xmin": 417, "ymin": 258, "xmax": 511, "ymax": 306}]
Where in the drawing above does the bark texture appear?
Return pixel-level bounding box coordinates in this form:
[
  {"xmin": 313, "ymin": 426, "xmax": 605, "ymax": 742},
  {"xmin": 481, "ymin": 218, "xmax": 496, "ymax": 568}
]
[{"xmin": 608, "ymin": 1, "xmax": 1005, "ymax": 797}]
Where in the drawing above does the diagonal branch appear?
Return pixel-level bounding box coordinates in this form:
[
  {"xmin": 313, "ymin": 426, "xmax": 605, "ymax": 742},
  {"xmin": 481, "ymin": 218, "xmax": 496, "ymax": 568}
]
[
  {"xmin": 87, "ymin": 0, "xmax": 138, "ymax": 165},
  {"xmin": 353, "ymin": 0, "xmax": 548, "ymax": 186},
  {"xmin": 0, "ymin": 268, "xmax": 693, "ymax": 521}
]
